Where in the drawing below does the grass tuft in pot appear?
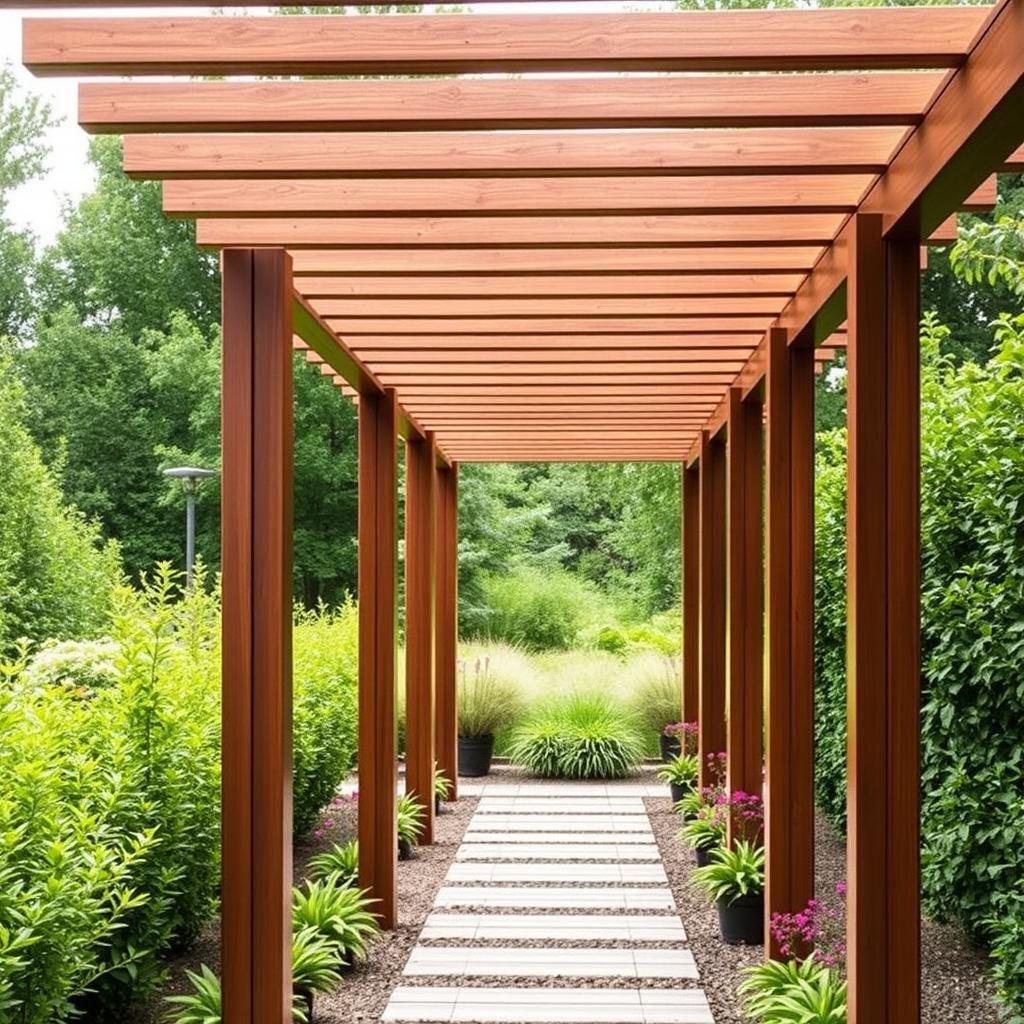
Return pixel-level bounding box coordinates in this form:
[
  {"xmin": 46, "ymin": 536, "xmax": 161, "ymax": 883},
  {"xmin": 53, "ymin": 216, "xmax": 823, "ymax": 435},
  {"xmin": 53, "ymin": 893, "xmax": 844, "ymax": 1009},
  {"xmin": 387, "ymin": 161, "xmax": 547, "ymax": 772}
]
[
  {"xmin": 692, "ymin": 841, "xmax": 765, "ymax": 946},
  {"xmin": 680, "ymin": 804, "xmax": 726, "ymax": 865},
  {"xmin": 457, "ymin": 656, "xmax": 523, "ymax": 775},
  {"xmin": 397, "ymin": 792, "xmax": 426, "ymax": 859},
  {"xmin": 658, "ymin": 753, "xmax": 699, "ymax": 802}
]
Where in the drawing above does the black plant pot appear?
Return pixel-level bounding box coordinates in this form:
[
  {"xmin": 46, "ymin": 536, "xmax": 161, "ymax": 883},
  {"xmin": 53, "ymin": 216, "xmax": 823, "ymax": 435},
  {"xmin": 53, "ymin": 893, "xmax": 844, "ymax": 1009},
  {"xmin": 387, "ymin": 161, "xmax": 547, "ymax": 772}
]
[
  {"xmin": 659, "ymin": 734, "xmax": 682, "ymax": 762},
  {"xmin": 716, "ymin": 893, "xmax": 764, "ymax": 945},
  {"xmin": 296, "ymin": 989, "xmax": 314, "ymax": 1023},
  {"xmin": 435, "ymin": 792, "xmax": 443, "ymax": 815},
  {"xmin": 398, "ymin": 837, "xmax": 413, "ymax": 861},
  {"xmin": 458, "ymin": 734, "xmax": 495, "ymax": 777},
  {"xmin": 669, "ymin": 781, "xmax": 692, "ymax": 804},
  {"xmin": 695, "ymin": 843, "xmax": 719, "ymax": 868}
]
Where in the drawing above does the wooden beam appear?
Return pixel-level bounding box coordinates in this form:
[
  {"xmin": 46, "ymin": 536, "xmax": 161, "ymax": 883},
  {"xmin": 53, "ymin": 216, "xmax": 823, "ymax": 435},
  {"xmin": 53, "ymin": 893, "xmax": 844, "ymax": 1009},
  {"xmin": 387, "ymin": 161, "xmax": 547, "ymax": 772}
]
[
  {"xmin": 195, "ymin": 214, "xmax": 843, "ymax": 249},
  {"xmin": 165, "ymin": 174, "xmax": 877, "ymax": 218},
  {"xmin": 358, "ymin": 388, "xmax": 399, "ymax": 930},
  {"xmin": 763, "ymin": 326, "xmax": 815, "ymax": 957},
  {"xmin": 682, "ymin": 461, "xmax": 700, "ymax": 727},
  {"xmin": 123, "ymin": 129, "xmax": 904, "ymax": 180},
  {"xmin": 434, "ymin": 462, "xmax": 459, "ymax": 805},
  {"xmin": 396, "ymin": 384, "xmax": 727, "ymax": 397},
  {"xmin": 726, "ymin": 387, "xmax": 764, "ymax": 847},
  {"xmin": 697, "ymin": 429, "xmax": 727, "ymax": 791},
  {"xmin": 330, "ymin": 319, "xmax": 772, "ymax": 337},
  {"xmin": 846, "ymin": 214, "xmax": 921, "ymax": 1024},
  {"xmin": 1004, "ymin": 143, "xmax": 1024, "ymax": 170},
  {"xmin": 354, "ymin": 349, "xmax": 754, "ymax": 365},
  {"xmin": 26, "ymin": 10, "xmax": 986, "ymax": 77},
  {"xmin": 450, "ymin": 453, "xmax": 686, "ymax": 463},
  {"xmin": 81, "ymin": 73, "xmax": 943, "ymax": 133},
  {"xmin": 348, "ymin": 335, "xmax": 762, "ymax": 351},
  {"xmin": 220, "ymin": 248, "xmax": 293, "ymax": 1024},
  {"xmin": 405, "ymin": 432, "xmax": 437, "ymax": 846}
]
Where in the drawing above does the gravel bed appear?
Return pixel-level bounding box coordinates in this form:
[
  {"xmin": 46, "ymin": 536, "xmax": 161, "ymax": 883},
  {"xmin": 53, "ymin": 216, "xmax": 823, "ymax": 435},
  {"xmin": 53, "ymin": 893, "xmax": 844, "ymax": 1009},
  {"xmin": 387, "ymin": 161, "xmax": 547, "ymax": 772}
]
[{"xmin": 647, "ymin": 797, "xmax": 759, "ymax": 1024}]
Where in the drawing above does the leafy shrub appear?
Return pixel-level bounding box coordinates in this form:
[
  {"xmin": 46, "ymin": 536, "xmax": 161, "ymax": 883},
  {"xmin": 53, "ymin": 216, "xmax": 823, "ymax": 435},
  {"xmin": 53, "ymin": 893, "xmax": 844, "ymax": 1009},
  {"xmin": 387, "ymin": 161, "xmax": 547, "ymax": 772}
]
[
  {"xmin": 457, "ymin": 650, "xmax": 525, "ymax": 738},
  {"xmin": 308, "ymin": 840, "xmax": 359, "ymax": 886},
  {"xmin": 681, "ymin": 807, "xmax": 726, "ymax": 852},
  {"xmin": 292, "ymin": 601, "xmax": 359, "ymax": 835},
  {"xmin": 397, "ymin": 792, "xmax": 426, "ymax": 848},
  {"xmin": 21, "ymin": 637, "xmax": 120, "ymax": 693},
  {"xmin": 292, "ymin": 873, "xmax": 380, "ymax": 963},
  {"xmin": 165, "ymin": 965, "xmax": 222, "ymax": 1024},
  {"xmin": 508, "ymin": 692, "xmax": 643, "ymax": 779},
  {"xmin": 658, "ymin": 753, "xmax": 699, "ymax": 788},
  {"xmin": 739, "ymin": 958, "xmax": 847, "ymax": 1024},
  {"xmin": 477, "ymin": 567, "xmax": 603, "ymax": 650}
]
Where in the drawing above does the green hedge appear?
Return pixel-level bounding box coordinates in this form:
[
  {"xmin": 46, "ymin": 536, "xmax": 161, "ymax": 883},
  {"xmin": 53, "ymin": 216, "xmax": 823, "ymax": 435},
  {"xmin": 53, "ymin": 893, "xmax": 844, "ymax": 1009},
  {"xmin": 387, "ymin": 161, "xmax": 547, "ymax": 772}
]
[
  {"xmin": 0, "ymin": 570, "xmax": 358, "ymax": 1022},
  {"xmin": 813, "ymin": 314, "xmax": 1024, "ymax": 1013}
]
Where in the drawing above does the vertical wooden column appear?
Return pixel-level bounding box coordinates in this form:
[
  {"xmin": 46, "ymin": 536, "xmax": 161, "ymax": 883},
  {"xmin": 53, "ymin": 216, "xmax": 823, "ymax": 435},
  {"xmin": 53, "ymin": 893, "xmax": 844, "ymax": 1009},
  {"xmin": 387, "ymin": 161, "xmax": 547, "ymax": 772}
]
[
  {"xmin": 698, "ymin": 429, "xmax": 727, "ymax": 791},
  {"xmin": 846, "ymin": 214, "xmax": 921, "ymax": 1024},
  {"xmin": 764, "ymin": 325, "xmax": 815, "ymax": 955},
  {"xmin": 358, "ymin": 388, "xmax": 399, "ymax": 930},
  {"xmin": 405, "ymin": 432, "xmax": 437, "ymax": 844},
  {"xmin": 221, "ymin": 248, "xmax": 293, "ymax": 1024},
  {"xmin": 681, "ymin": 463, "xmax": 700, "ymax": 726},
  {"xmin": 726, "ymin": 388, "xmax": 764, "ymax": 844},
  {"xmin": 435, "ymin": 462, "xmax": 460, "ymax": 801}
]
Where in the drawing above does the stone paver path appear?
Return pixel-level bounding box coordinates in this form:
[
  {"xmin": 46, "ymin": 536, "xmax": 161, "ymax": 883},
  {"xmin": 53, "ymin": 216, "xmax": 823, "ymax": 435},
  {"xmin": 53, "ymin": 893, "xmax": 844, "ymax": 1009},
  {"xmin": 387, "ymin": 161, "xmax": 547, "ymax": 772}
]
[{"xmin": 381, "ymin": 780, "xmax": 715, "ymax": 1024}]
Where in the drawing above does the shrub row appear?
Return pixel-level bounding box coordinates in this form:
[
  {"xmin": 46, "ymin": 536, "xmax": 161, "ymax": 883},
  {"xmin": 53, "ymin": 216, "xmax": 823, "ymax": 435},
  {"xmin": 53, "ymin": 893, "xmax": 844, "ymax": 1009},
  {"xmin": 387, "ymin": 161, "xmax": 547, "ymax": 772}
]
[
  {"xmin": 0, "ymin": 569, "xmax": 358, "ymax": 1022},
  {"xmin": 813, "ymin": 316, "xmax": 1024, "ymax": 1013}
]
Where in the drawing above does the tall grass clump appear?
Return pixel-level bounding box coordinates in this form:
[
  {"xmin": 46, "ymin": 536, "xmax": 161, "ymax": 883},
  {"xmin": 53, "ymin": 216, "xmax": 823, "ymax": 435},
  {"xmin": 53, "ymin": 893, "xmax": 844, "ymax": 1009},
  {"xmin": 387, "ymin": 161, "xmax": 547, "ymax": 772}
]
[
  {"xmin": 623, "ymin": 653, "xmax": 684, "ymax": 738},
  {"xmin": 457, "ymin": 644, "xmax": 527, "ymax": 740},
  {"xmin": 509, "ymin": 692, "xmax": 644, "ymax": 779}
]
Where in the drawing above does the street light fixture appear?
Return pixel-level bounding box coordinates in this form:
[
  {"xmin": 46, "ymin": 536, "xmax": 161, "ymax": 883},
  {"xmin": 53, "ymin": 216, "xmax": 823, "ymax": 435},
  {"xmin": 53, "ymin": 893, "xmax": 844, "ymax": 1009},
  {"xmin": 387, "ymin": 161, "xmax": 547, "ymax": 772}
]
[{"xmin": 162, "ymin": 466, "xmax": 217, "ymax": 588}]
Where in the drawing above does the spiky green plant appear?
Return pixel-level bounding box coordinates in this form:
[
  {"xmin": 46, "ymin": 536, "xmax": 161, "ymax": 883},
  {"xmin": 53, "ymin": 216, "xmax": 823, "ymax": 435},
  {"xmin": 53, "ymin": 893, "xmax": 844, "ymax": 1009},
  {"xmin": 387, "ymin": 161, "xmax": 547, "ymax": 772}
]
[
  {"xmin": 457, "ymin": 657, "xmax": 524, "ymax": 737},
  {"xmin": 658, "ymin": 753, "xmax": 699, "ymax": 787},
  {"xmin": 692, "ymin": 841, "xmax": 764, "ymax": 905},
  {"xmin": 680, "ymin": 806, "xmax": 726, "ymax": 851},
  {"xmin": 292, "ymin": 872, "xmax": 380, "ymax": 962},
  {"xmin": 434, "ymin": 765, "xmax": 452, "ymax": 801},
  {"xmin": 291, "ymin": 925, "xmax": 343, "ymax": 995},
  {"xmin": 165, "ymin": 965, "xmax": 222, "ymax": 1024},
  {"xmin": 307, "ymin": 839, "xmax": 358, "ymax": 885},
  {"xmin": 739, "ymin": 958, "xmax": 847, "ymax": 1023},
  {"xmin": 674, "ymin": 787, "xmax": 705, "ymax": 819},
  {"xmin": 397, "ymin": 792, "xmax": 426, "ymax": 847},
  {"xmin": 507, "ymin": 720, "xmax": 568, "ymax": 777}
]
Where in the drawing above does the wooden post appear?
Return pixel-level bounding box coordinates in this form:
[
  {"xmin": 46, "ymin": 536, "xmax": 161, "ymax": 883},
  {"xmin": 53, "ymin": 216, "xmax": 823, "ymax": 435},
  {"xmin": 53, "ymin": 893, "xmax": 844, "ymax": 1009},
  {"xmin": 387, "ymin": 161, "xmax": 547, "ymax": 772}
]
[
  {"xmin": 221, "ymin": 248, "xmax": 293, "ymax": 1024},
  {"xmin": 726, "ymin": 387, "xmax": 764, "ymax": 845},
  {"xmin": 358, "ymin": 388, "xmax": 399, "ymax": 930},
  {"xmin": 682, "ymin": 463, "xmax": 700, "ymax": 727},
  {"xmin": 846, "ymin": 213, "xmax": 921, "ymax": 1024},
  {"xmin": 405, "ymin": 431, "xmax": 437, "ymax": 844},
  {"xmin": 764, "ymin": 325, "xmax": 815, "ymax": 956},
  {"xmin": 435, "ymin": 462, "xmax": 460, "ymax": 801},
  {"xmin": 698, "ymin": 429, "xmax": 727, "ymax": 791}
]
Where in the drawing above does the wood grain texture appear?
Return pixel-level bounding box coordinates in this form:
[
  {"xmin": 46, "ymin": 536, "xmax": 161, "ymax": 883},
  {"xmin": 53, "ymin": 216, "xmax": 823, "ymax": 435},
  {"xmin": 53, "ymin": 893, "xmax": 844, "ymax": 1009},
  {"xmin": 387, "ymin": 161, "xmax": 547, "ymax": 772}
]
[
  {"xmin": 26, "ymin": 10, "xmax": 985, "ymax": 76},
  {"xmin": 358, "ymin": 389, "xmax": 399, "ymax": 930},
  {"xmin": 347, "ymin": 336, "xmax": 763, "ymax": 351},
  {"xmin": 81, "ymin": 74, "xmax": 943, "ymax": 133},
  {"xmin": 682, "ymin": 463, "xmax": 701, "ymax": 726},
  {"xmin": 328, "ymin": 318, "xmax": 773, "ymax": 336},
  {"xmin": 315, "ymin": 297, "xmax": 785, "ymax": 317},
  {"xmin": 434, "ymin": 463, "xmax": 459, "ymax": 804},
  {"xmin": 352, "ymin": 348, "xmax": 754, "ymax": 365},
  {"xmin": 124, "ymin": 129, "xmax": 903, "ymax": 179},
  {"xmin": 405, "ymin": 432, "xmax": 437, "ymax": 846},
  {"xmin": 220, "ymin": 248, "xmax": 293, "ymax": 1024}
]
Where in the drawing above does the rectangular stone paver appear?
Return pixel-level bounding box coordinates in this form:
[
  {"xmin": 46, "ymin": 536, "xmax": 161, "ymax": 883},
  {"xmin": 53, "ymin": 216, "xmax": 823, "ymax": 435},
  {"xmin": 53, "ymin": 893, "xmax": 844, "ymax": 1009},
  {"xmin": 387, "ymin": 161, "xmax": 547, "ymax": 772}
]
[
  {"xmin": 420, "ymin": 912, "xmax": 687, "ymax": 942},
  {"xmin": 459, "ymin": 784, "xmax": 664, "ymax": 798},
  {"xmin": 469, "ymin": 815, "xmax": 653, "ymax": 832},
  {"xmin": 382, "ymin": 986, "xmax": 714, "ymax": 1023},
  {"xmin": 477, "ymin": 799, "xmax": 646, "ymax": 813},
  {"xmin": 456, "ymin": 843, "xmax": 661, "ymax": 861},
  {"xmin": 463, "ymin": 831, "xmax": 657, "ymax": 845},
  {"xmin": 433, "ymin": 886, "xmax": 675, "ymax": 910},
  {"xmin": 447, "ymin": 862, "xmax": 668, "ymax": 884},
  {"xmin": 404, "ymin": 946, "xmax": 698, "ymax": 980}
]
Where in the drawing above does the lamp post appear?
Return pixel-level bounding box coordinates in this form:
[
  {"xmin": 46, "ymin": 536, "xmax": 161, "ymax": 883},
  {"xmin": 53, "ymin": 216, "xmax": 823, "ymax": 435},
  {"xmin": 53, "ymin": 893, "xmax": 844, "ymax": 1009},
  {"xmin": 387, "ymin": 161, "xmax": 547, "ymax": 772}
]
[{"xmin": 162, "ymin": 466, "xmax": 217, "ymax": 588}]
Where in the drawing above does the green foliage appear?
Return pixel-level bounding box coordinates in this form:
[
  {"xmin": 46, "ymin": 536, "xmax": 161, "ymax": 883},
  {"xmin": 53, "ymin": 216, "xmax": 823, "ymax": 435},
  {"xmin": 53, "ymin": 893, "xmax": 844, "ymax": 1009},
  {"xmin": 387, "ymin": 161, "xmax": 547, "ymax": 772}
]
[
  {"xmin": 658, "ymin": 754, "xmax": 699, "ymax": 788},
  {"xmin": 952, "ymin": 215, "xmax": 1024, "ymax": 299},
  {"xmin": 165, "ymin": 965, "xmax": 222, "ymax": 1024},
  {"xmin": 434, "ymin": 765, "xmax": 453, "ymax": 801},
  {"xmin": 397, "ymin": 793, "xmax": 426, "ymax": 847},
  {"xmin": 740, "ymin": 959, "xmax": 847, "ymax": 1024},
  {"xmin": 989, "ymin": 886, "xmax": 1024, "ymax": 1020},
  {"xmin": 681, "ymin": 807, "xmax": 726, "ymax": 852},
  {"xmin": 290, "ymin": 925, "xmax": 343, "ymax": 998},
  {"xmin": 21, "ymin": 637, "xmax": 120, "ymax": 694},
  {"xmin": 625, "ymin": 654, "xmax": 684, "ymax": 734},
  {"xmin": 292, "ymin": 874, "xmax": 380, "ymax": 963},
  {"xmin": 692, "ymin": 842, "xmax": 764, "ymax": 905},
  {"xmin": 0, "ymin": 351, "xmax": 121, "ymax": 652},
  {"xmin": 456, "ymin": 652, "xmax": 524, "ymax": 738},
  {"xmin": 291, "ymin": 602, "xmax": 359, "ymax": 835},
  {"xmin": 508, "ymin": 692, "xmax": 644, "ymax": 780},
  {"xmin": 308, "ymin": 840, "xmax": 359, "ymax": 887}
]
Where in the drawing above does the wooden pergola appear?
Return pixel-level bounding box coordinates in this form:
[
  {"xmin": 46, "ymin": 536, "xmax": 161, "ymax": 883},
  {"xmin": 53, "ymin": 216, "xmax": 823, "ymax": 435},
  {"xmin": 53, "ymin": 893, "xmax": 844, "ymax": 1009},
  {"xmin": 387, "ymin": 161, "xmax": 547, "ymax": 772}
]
[{"xmin": 13, "ymin": 1, "xmax": 1024, "ymax": 1021}]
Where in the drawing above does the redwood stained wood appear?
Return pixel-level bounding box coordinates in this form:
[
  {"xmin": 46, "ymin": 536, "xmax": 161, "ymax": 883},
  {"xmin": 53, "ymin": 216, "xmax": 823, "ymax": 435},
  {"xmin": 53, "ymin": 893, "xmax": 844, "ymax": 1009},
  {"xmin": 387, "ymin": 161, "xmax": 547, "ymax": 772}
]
[
  {"xmin": 698, "ymin": 430, "xmax": 727, "ymax": 792},
  {"xmin": 315, "ymin": 297, "xmax": 785, "ymax": 317},
  {"xmin": 434, "ymin": 463, "xmax": 459, "ymax": 804},
  {"xmin": 682, "ymin": 463, "xmax": 700, "ymax": 725},
  {"xmin": 764, "ymin": 326, "xmax": 815, "ymax": 957},
  {"xmin": 725, "ymin": 387, "xmax": 764, "ymax": 847},
  {"xmin": 405, "ymin": 432, "xmax": 437, "ymax": 846},
  {"xmin": 80, "ymin": 74, "xmax": 943, "ymax": 133},
  {"xmin": 358, "ymin": 388, "xmax": 399, "ymax": 930},
  {"xmin": 328, "ymin": 319, "xmax": 772, "ymax": 336},
  {"xmin": 377, "ymin": 373, "xmax": 738, "ymax": 386},
  {"xmin": 164, "ymin": 174, "xmax": 877, "ymax": 217},
  {"xmin": 24, "ymin": 10, "xmax": 986, "ymax": 77},
  {"xmin": 1005, "ymin": 144, "xmax": 1024, "ymax": 170},
  {"xmin": 450, "ymin": 454, "xmax": 686, "ymax": 463},
  {"xmin": 286, "ymin": 249, "xmax": 825, "ymax": 274},
  {"xmin": 374, "ymin": 361, "xmax": 745, "ymax": 374},
  {"xmin": 347, "ymin": 335, "xmax": 763, "ymax": 351},
  {"xmin": 846, "ymin": 214, "xmax": 921, "ymax": 1024},
  {"xmin": 123, "ymin": 129, "xmax": 903, "ymax": 180},
  {"xmin": 292, "ymin": 274, "xmax": 807, "ymax": 297},
  {"xmin": 220, "ymin": 248, "xmax": 293, "ymax": 1024},
  {"xmin": 395, "ymin": 385, "xmax": 727, "ymax": 396},
  {"xmin": 195, "ymin": 213, "xmax": 843, "ymax": 248}
]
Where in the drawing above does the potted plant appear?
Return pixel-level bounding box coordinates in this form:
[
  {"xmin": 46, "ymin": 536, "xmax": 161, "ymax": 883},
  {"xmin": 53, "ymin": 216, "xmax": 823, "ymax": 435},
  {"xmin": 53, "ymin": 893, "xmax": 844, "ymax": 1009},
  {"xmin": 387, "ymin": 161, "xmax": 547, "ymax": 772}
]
[
  {"xmin": 457, "ymin": 657, "xmax": 522, "ymax": 777},
  {"xmin": 659, "ymin": 721, "xmax": 697, "ymax": 762},
  {"xmin": 692, "ymin": 841, "xmax": 765, "ymax": 945},
  {"xmin": 673, "ymin": 786, "xmax": 704, "ymax": 822},
  {"xmin": 681, "ymin": 805, "xmax": 726, "ymax": 866},
  {"xmin": 657, "ymin": 752, "xmax": 698, "ymax": 802},
  {"xmin": 434, "ymin": 764, "xmax": 452, "ymax": 815},
  {"xmin": 291, "ymin": 925, "xmax": 344, "ymax": 1022},
  {"xmin": 397, "ymin": 792, "xmax": 425, "ymax": 860}
]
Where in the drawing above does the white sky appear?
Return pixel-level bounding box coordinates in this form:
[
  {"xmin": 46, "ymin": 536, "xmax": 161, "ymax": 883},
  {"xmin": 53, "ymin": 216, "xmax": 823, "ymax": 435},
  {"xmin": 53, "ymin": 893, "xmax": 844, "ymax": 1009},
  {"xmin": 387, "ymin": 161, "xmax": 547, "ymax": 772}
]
[{"xmin": 1, "ymin": 2, "xmax": 655, "ymax": 246}]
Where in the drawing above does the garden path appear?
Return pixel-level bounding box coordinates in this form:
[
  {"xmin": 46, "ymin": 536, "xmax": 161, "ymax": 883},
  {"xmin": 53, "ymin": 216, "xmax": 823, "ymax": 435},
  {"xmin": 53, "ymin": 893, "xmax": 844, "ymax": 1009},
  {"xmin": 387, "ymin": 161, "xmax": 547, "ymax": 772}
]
[{"xmin": 381, "ymin": 780, "xmax": 715, "ymax": 1024}]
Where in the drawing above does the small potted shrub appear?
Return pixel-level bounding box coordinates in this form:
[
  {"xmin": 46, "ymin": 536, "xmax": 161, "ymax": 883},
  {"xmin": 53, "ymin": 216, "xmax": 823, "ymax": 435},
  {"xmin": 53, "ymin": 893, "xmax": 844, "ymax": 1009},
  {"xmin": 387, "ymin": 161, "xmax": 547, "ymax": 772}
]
[
  {"xmin": 692, "ymin": 841, "xmax": 765, "ymax": 945},
  {"xmin": 657, "ymin": 752, "xmax": 698, "ymax": 803},
  {"xmin": 397, "ymin": 792, "xmax": 425, "ymax": 860},
  {"xmin": 457, "ymin": 657, "xmax": 522, "ymax": 777},
  {"xmin": 681, "ymin": 805, "xmax": 726, "ymax": 866},
  {"xmin": 673, "ymin": 786, "xmax": 704, "ymax": 822},
  {"xmin": 434, "ymin": 764, "xmax": 452, "ymax": 814}
]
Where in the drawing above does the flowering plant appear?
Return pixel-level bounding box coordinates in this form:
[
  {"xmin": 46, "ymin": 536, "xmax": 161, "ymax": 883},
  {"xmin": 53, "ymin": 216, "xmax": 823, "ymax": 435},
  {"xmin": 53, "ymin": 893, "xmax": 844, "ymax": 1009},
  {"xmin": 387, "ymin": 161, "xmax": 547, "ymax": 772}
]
[
  {"xmin": 769, "ymin": 881, "xmax": 848, "ymax": 970},
  {"xmin": 662, "ymin": 720, "xmax": 699, "ymax": 755}
]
